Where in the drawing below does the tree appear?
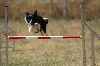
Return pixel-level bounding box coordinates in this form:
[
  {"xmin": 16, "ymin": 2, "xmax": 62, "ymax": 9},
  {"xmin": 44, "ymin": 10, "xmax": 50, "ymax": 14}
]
[{"xmin": 63, "ymin": 0, "xmax": 68, "ymax": 18}]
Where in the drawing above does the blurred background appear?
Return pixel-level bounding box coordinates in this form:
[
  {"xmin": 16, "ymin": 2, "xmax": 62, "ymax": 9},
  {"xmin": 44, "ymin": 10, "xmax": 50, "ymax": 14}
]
[{"xmin": 0, "ymin": 0, "xmax": 100, "ymax": 20}]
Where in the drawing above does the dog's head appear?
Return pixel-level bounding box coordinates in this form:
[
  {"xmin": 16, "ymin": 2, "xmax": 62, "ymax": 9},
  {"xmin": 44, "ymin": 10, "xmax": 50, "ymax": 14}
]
[{"xmin": 25, "ymin": 10, "xmax": 37, "ymax": 23}]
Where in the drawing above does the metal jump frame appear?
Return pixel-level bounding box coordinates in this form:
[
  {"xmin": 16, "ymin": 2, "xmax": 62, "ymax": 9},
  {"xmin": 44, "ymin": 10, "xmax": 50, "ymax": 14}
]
[{"xmin": 80, "ymin": 5, "xmax": 100, "ymax": 66}]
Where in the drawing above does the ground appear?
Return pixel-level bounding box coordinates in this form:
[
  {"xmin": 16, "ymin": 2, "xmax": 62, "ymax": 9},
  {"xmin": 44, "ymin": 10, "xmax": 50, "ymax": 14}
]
[{"xmin": 0, "ymin": 19, "xmax": 100, "ymax": 66}]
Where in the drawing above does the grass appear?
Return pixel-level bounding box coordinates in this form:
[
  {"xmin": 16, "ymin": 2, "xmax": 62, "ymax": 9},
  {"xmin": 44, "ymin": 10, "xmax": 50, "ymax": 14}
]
[{"xmin": 0, "ymin": 19, "xmax": 100, "ymax": 66}]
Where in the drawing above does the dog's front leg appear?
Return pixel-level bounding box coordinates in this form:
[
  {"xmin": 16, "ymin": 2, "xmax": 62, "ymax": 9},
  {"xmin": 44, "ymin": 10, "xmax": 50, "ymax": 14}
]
[{"xmin": 28, "ymin": 25, "xmax": 32, "ymax": 33}]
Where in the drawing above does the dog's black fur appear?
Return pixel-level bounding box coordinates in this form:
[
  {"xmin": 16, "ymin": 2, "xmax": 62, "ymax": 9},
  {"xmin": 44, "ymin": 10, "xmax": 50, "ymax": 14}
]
[{"xmin": 25, "ymin": 10, "xmax": 48, "ymax": 35}]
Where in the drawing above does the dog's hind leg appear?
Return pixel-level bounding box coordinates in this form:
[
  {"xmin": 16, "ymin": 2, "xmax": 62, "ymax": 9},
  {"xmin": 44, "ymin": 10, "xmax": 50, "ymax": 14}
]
[
  {"xmin": 44, "ymin": 32, "xmax": 48, "ymax": 36},
  {"xmin": 40, "ymin": 29, "xmax": 44, "ymax": 36},
  {"xmin": 41, "ymin": 25, "xmax": 48, "ymax": 36}
]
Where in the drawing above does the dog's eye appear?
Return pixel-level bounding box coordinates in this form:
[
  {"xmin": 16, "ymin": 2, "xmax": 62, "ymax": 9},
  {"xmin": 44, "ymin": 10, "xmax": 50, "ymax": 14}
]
[
  {"xmin": 26, "ymin": 15, "xmax": 33, "ymax": 22},
  {"xmin": 26, "ymin": 19, "xmax": 31, "ymax": 22}
]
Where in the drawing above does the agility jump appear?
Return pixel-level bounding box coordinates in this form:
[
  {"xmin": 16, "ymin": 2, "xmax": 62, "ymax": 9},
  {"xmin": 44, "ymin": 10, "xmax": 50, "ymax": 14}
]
[
  {"xmin": 7, "ymin": 36, "xmax": 82, "ymax": 39},
  {"xmin": 1, "ymin": 5, "xmax": 99, "ymax": 66}
]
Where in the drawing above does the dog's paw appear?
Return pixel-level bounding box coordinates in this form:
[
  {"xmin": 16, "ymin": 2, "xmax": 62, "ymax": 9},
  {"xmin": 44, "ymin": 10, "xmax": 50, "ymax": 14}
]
[
  {"xmin": 35, "ymin": 31, "xmax": 38, "ymax": 33},
  {"xmin": 44, "ymin": 33, "xmax": 48, "ymax": 36},
  {"xmin": 29, "ymin": 32, "xmax": 32, "ymax": 34},
  {"xmin": 34, "ymin": 29, "xmax": 40, "ymax": 33},
  {"xmin": 28, "ymin": 30, "xmax": 32, "ymax": 34}
]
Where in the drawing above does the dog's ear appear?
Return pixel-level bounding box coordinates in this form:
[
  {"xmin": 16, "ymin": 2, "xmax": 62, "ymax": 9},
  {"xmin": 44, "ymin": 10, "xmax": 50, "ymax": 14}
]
[
  {"xmin": 34, "ymin": 10, "xmax": 37, "ymax": 13},
  {"xmin": 26, "ymin": 12, "xmax": 29, "ymax": 16},
  {"xmin": 36, "ymin": 10, "xmax": 37, "ymax": 12},
  {"xmin": 33, "ymin": 10, "xmax": 37, "ymax": 17}
]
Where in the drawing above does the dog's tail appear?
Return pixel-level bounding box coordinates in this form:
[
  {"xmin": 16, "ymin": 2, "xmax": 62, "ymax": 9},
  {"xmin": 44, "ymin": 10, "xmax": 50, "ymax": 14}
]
[
  {"xmin": 45, "ymin": 19, "xmax": 48, "ymax": 24},
  {"xmin": 43, "ymin": 18, "xmax": 48, "ymax": 24}
]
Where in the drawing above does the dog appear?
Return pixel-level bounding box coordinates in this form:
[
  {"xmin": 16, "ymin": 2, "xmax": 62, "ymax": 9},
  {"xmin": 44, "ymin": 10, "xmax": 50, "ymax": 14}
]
[{"xmin": 24, "ymin": 10, "xmax": 48, "ymax": 35}]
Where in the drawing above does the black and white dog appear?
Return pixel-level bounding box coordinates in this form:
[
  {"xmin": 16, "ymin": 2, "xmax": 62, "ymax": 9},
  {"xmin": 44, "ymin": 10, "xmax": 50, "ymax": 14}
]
[{"xmin": 25, "ymin": 10, "xmax": 48, "ymax": 35}]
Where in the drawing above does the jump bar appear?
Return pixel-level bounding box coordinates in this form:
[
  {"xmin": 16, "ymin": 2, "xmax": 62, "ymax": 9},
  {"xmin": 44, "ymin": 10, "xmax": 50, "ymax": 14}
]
[{"xmin": 7, "ymin": 36, "xmax": 82, "ymax": 39}]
